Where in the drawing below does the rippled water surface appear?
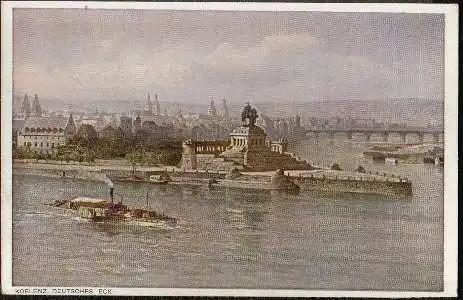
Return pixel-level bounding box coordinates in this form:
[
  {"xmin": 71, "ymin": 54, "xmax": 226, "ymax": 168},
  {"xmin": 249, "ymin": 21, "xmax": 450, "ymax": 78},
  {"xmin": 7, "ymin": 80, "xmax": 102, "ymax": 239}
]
[{"xmin": 12, "ymin": 139, "xmax": 443, "ymax": 290}]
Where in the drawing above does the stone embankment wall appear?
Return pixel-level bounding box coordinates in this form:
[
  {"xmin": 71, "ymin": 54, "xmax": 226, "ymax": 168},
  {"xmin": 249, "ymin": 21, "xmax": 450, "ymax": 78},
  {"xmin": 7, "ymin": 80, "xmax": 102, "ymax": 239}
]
[
  {"xmin": 180, "ymin": 153, "xmax": 239, "ymax": 171},
  {"xmin": 13, "ymin": 166, "xmax": 150, "ymax": 181},
  {"xmin": 291, "ymin": 176, "xmax": 412, "ymax": 196},
  {"xmin": 13, "ymin": 163, "xmax": 229, "ymax": 181},
  {"xmin": 169, "ymin": 170, "xmax": 227, "ymax": 180},
  {"xmin": 13, "ymin": 161, "xmax": 412, "ymax": 196},
  {"xmin": 244, "ymin": 151, "xmax": 313, "ymax": 171},
  {"xmin": 194, "ymin": 154, "xmax": 237, "ymax": 171}
]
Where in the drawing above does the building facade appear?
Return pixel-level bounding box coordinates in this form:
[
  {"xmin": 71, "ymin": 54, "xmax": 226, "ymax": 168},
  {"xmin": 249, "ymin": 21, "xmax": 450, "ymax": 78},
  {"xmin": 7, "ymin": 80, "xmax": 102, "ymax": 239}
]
[{"xmin": 17, "ymin": 115, "xmax": 77, "ymax": 154}]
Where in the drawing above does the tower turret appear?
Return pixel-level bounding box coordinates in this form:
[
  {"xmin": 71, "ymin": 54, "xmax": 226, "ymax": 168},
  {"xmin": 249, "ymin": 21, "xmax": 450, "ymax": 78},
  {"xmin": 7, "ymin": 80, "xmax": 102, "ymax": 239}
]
[
  {"xmin": 145, "ymin": 93, "xmax": 152, "ymax": 113},
  {"xmin": 154, "ymin": 93, "xmax": 161, "ymax": 115},
  {"xmin": 207, "ymin": 99, "xmax": 216, "ymax": 117},
  {"xmin": 64, "ymin": 114, "xmax": 77, "ymax": 141},
  {"xmin": 31, "ymin": 94, "xmax": 42, "ymax": 117},
  {"xmin": 221, "ymin": 98, "xmax": 229, "ymax": 119},
  {"xmin": 20, "ymin": 94, "xmax": 31, "ymax": 118},
  {"xmin": 133, "ymin": 113, "xmax": 142, "ymax": 132}
]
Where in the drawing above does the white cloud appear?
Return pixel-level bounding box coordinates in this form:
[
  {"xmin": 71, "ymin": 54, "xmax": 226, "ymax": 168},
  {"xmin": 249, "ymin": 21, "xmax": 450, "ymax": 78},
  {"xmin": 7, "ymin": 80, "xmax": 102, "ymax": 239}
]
[
  {"xmin": 12, "ymin": 11, "xmax": 443, "ymax": 103},
  {"xmin": 14, "ymin": 46, "xmax": 199, "ymax": 100},
  {"xmin": 202, "ymin": 33, "xmax": 319, "ymax": 71}
]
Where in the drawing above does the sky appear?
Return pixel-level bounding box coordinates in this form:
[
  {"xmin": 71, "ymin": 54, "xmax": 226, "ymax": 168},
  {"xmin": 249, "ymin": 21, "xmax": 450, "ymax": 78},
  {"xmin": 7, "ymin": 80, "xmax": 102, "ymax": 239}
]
[{"xmin": 13, "ymin": 9, "xmax": 444, "ymax": 104}]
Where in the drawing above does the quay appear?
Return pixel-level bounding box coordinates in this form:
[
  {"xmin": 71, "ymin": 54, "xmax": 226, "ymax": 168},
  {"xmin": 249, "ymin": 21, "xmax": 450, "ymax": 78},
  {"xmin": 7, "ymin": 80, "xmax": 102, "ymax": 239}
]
[
  {"xmin": 363, "ymin": 143, "xmax": 444, "ymax": 165},
  {"xmin": 13, "ymin": 160, "xmax": 412, "ymax": 197}
]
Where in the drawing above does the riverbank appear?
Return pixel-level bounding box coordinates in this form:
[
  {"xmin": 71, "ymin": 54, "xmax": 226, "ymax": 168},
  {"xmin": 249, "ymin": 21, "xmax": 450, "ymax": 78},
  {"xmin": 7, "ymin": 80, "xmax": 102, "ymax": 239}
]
[
  {"xmin": 13, "ymin": 159, "xmax": 412, "ymax": 196},
  {"xmin": 363, "ymin": 143, "xmax": 444, "ymax": 165}
]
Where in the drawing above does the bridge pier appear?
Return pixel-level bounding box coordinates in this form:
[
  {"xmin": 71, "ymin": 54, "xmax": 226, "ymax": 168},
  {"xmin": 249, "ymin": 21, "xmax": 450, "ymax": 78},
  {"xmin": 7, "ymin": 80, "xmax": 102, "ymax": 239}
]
[
  {"xmin": 347, "ymin": 131, "xmax": 353, "ymax": 140},
  {"xmin": 365, "ymin": 133, "xmax": 372, "ymax": 142}
]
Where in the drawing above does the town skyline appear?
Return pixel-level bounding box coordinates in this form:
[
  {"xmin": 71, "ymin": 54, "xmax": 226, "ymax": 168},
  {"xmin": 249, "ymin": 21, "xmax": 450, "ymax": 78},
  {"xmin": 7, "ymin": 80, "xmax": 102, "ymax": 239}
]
[{"xmin": 13, "ymin": 10, "xmax": 444, "ymax": 104}]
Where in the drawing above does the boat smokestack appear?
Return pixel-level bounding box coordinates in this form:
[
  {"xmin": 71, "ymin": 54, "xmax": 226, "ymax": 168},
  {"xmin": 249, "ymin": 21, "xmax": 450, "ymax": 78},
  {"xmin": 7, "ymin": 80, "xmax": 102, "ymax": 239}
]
[{"xmin": 110, "ymin": 187, "xmax": 114, "ymax": 203}]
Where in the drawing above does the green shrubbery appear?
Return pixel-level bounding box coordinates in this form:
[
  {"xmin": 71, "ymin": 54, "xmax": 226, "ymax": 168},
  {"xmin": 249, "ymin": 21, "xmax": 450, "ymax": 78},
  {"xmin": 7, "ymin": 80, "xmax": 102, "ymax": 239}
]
[
  {"xmin": 330, "ymin": 163, "xmax": 342, "ymax": 171},
  {"xmin": 125, "ymin": 149, "xmax": 182, "ymax": 166},
  {"xmin": 12, "ymin": 144, "xmax": 96, "ymax": 163},
  {"xmin": 13, "ymin": 124, "xmax": 183, "ymax": 166}
]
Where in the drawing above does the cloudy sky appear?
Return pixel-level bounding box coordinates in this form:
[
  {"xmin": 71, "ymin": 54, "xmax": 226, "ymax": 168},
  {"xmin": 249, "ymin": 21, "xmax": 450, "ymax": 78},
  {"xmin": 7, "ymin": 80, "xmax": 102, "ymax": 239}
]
[{"xmin": 13, "ymin": 9, "xmax": 444, "ymax": 104}]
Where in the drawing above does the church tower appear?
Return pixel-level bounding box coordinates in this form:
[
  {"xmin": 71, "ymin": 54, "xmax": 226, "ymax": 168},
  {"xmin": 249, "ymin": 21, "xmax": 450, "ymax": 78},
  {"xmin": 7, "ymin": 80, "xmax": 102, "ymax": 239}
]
[
  {"xmin": 64, "ymin": 114, "xmax": 77, "ymax": 142},
  {"xmin": 221, "ymin": 98, "xmax": 229, "ymax": 119},
  {"xmin": 154, "ymin": 93, "xmax": 161, "ymax": 116},
  {"xmin": 31, "ymin": 94, "xmax": 42, "ymax": 117},
  {"xmin": 20, "ymin": 94, "xmax": 31, "ymax": 119},
  {"xmin": 133, "ymin": 113, "xmax": 142, "ymax": 132},
  {"xmin": 145, "ymin": 93, "xmax": 152, "ymax": 113},
  {"xmin": 207, "ymin": 99, "xmax": 216, "ymax": 117}
]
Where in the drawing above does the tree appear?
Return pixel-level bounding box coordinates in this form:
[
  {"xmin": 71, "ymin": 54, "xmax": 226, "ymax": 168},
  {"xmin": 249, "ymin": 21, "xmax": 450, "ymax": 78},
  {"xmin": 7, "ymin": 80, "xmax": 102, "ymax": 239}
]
[
  {"xmin": 75, "ymin": 124, "xmax": 99, "ymax": 148},
  {"xmin": 356, "ymin": 166, "xmax": 366, "ymax": 173},
  {"xmin": 331, "ymin": 163, "xmax": 342, "ymax": 171}
]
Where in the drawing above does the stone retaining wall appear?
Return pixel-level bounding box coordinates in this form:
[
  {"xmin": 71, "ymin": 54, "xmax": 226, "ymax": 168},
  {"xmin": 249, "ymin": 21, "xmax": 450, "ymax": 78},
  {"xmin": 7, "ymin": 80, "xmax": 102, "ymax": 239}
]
[
  {"xmin": 13, "ymin": 165, "xmax": 412, "ymax": 196},
  {"xmin": 244, "ymin": 151, "xmax": 313, "ymax": 171},
  {"xmin": 292, "ymin": 176, "xmax": 412, "ymax": 196}
]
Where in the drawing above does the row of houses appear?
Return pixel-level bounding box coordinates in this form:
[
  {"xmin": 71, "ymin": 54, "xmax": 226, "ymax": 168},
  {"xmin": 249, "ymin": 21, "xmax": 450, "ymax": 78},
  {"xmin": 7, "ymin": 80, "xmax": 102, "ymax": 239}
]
[
  {"xmin": 13, "ymin": 115, "xmax": 77, "ymax": 154},
  {"xmin": 12, "ymin": 113, "xmax": 186, "ymax": 154}
]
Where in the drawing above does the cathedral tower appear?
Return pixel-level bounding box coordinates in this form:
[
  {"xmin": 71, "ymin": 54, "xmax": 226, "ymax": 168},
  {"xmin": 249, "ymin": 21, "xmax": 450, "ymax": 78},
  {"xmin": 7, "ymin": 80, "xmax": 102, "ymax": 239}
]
[
  {"xmin": 207, "ymin": 99, "xmax": 216, "ymax": 117},
  {"xmin": 154, "ymin": 93, "xmax": 161, "ymax": 116},
  {"xmin": 145, "ymin": 93, "xmax": 152, "ymax": 113},
  {"xmin": 221, "ymin": 98, "xmax": 229, "ymax": 119},
  {"xmin": 31, "ymin": 94, "xmax": 42, "ymax": 117},
  {"xmin": 20, "ymin": 94, "xmax": 31, "ymax": 119}
]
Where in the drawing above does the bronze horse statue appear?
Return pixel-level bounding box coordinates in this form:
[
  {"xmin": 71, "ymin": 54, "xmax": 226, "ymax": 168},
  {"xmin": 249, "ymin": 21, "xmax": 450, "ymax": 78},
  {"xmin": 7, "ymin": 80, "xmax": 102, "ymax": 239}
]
[{"xmin": 241, "ymin": 102, "xmax": 258, "ymax": 126}]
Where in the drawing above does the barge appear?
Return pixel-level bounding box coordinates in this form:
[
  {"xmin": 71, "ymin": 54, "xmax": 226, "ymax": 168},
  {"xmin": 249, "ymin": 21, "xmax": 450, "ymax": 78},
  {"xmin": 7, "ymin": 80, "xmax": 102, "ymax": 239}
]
[{"xmin": 116, "ymin": 172, "xmax": 171, "ymax": 185}]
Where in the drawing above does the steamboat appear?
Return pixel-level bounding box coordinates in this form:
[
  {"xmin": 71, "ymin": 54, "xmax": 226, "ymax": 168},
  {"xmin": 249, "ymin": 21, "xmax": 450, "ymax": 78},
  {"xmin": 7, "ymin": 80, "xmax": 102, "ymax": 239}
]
[{"xmin": 46, "ymin": 186, "xmax": 177, "ymax": 228}]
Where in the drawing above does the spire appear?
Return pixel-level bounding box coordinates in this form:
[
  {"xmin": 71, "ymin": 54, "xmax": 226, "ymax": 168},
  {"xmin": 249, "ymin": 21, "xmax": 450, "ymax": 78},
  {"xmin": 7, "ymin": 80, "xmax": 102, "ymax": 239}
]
[
  {"xmin": 20, "ymin": 94, "xmax": 31, "ymax": 118},
  {"xmin": 145, "ymin": 93, "xmax": 152, "ymax": 113},
  {"xmin": 65, "ymin": 113, "xmax": 77, "ymax": 137},
  {"xmin": 221, "ymin": 98, "xmax": 229, "ymax": 119},
  {"xmin": 208, "ymin": 98, "xmax": 216, "ymax": 117},
  {"xmin": 31, "ymin": 94, "xmax": 42, "ymax": 117},
  {"xmin": 154, "ymin": 92, "xmax": 160, "ymax": 115},
  {"xmin": 133, "ymin": 113, "xmax": 142, "ymax": 131}
]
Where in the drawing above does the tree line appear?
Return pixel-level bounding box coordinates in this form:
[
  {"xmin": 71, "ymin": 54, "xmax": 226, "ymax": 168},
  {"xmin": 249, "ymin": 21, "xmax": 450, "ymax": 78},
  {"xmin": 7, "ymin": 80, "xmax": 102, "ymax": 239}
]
[{"xmin": 13, "ymin": 124, "xmax": 183, "ymax": 166}]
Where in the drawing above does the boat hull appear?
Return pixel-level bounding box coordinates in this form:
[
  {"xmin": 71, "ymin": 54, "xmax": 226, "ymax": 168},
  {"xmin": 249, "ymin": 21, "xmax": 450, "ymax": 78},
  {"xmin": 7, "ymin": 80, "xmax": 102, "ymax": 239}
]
[{"xmin": 46, "ymin": 198, "xmax": 177, "ymax": 228}]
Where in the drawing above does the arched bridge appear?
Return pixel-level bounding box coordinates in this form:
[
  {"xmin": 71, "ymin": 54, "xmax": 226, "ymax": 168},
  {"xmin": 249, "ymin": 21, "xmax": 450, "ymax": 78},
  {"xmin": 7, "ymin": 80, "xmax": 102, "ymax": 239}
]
[{"xmin": 305, "ymin": 127, "xmax": 444, "ymax": 143}]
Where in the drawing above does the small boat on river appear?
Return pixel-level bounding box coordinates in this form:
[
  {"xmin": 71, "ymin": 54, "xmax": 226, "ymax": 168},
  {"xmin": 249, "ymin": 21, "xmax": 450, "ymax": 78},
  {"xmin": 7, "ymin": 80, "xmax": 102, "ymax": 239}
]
[
  {"xmin": 148, "ymin": 173, "xmax": 171, "ymax": 185},
  {"xmin": 116, "ymin": 172, "xmax": 171, "ymax": 185},
  {"xmin": 45, "ymin": 187, "xmax": 177, "ymax": 228},
  {"xmin": 116, "ymin": 175, "xmax": 146, "ymax": 183}
]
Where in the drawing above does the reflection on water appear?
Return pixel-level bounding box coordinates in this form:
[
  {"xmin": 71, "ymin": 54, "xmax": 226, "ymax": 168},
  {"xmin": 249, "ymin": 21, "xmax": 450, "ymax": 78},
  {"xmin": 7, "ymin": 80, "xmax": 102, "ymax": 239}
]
[{"xmin": 12, "ymin": 138, "xmax": 443, "ymax": 290}]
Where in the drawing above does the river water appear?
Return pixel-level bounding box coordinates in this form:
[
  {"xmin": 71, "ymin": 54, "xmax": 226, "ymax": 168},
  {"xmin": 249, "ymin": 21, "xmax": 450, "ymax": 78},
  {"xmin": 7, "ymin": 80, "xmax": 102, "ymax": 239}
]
[{"xmin": 12, "ymin": 138, "xmax": 443, "ymax": 291}]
